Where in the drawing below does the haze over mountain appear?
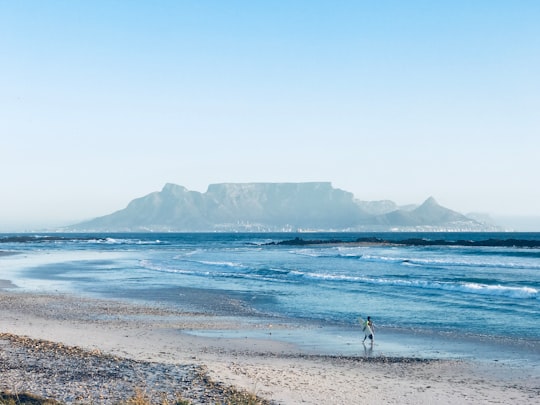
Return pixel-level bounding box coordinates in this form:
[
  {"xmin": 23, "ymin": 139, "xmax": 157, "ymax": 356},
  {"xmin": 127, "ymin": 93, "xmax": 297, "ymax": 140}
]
[{"xmin": 69, "ymin": 183, "xmax": 497, "ymax": 232}]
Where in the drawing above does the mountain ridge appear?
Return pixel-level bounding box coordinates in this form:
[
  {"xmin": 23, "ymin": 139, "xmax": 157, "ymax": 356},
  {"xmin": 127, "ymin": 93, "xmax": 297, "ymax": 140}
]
[{"xmin": 68, "ymin": 182, "xmax": 498, "ymax": 232}]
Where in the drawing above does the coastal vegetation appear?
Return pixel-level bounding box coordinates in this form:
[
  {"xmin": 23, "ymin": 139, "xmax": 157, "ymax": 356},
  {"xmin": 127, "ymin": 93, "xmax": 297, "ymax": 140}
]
[{"xmin": 0, "ymin": 392, "xmax": 60, "ymax": 405}]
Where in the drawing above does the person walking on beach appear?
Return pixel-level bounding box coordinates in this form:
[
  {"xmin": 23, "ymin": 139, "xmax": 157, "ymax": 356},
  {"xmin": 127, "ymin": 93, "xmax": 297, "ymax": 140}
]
[{"xmin": 362, "ymin": 316, "xmax": 375, "ymax": 344}]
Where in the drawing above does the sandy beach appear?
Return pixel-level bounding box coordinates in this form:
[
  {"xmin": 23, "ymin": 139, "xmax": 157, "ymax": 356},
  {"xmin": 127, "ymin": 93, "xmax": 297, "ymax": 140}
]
[{"xmin": 0, "ymin": 290, "xmax": 537, "ymax": 404}]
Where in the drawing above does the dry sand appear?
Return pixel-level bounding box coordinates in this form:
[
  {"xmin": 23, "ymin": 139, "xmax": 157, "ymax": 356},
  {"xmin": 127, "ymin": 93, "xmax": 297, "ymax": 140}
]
[{"xmin": 0, "ymin": 291, "xmax": 538, "ymax": 404}]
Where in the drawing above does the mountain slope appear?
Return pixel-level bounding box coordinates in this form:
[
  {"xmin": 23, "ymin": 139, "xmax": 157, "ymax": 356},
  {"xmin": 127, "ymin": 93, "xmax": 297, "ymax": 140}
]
[{"xmin": 372, "ymin": 196, "xmax": 481, "ymax": 229}]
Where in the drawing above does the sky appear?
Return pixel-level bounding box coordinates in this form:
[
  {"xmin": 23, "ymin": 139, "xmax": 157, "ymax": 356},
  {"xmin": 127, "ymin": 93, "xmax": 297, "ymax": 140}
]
[{"xmin": 1, "ymin": 1, "xmax": 539, "ymax": 231}]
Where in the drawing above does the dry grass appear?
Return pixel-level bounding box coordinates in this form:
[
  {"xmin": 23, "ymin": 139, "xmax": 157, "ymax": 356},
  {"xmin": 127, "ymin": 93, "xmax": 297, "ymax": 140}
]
[
  {"xmin": 0, "ymin": 392, "xmax": 61, "ymax": 405},
  {"xmin": 123, "ymin": 389, "xmax": 191, "ymax": 405}
]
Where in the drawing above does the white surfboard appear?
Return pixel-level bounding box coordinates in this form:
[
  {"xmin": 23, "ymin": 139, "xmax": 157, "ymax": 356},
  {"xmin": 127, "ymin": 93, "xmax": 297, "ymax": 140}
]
[{"xmin": 358, "ymin": 317, "xmax": 374, "ymax": 337}]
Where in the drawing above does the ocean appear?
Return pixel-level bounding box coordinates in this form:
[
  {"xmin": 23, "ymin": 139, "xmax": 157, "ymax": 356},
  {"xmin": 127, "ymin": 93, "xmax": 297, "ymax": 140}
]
[{"xmin": 1, "ymin": 232, "xmax": 539, "ymax": 371}]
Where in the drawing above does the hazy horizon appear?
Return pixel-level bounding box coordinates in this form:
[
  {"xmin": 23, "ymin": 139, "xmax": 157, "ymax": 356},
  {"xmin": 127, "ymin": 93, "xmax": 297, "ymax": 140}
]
[
  {"xmin": 2, "ymin": 1, "xmax": 539, "ymax": 231},
  {"xmin": 2, "ymin": 181, "xmax": 540, "ymax": 233}
]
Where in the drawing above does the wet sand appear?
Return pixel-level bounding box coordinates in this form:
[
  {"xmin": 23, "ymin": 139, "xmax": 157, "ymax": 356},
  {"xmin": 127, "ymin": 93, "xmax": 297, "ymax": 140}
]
[
  {"xmin": 0, "ymin": 291, "xmax": 538, "ymax": 404},
  {"xmin": 0, "ymin": 279, "xmax": 16, "ymax": 289}
]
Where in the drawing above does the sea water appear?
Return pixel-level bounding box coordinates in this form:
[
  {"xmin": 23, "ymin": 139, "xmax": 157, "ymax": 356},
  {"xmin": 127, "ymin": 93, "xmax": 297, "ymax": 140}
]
[{"xmin": 1, "ymin": 232, "xmax": 539, "ymax": 371}]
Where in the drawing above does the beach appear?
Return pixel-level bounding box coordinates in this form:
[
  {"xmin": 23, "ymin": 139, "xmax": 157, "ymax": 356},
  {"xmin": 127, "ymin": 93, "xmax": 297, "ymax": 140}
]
[{"xmin": 1, "ymin": 290, "xmax": 537, "ymax": 404}]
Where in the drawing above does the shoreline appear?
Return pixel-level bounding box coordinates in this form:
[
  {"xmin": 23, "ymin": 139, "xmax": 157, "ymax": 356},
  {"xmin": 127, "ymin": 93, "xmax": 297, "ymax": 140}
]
[
  {"xmin": 0, "ymin": 279, "xmax": 17, "ymax": 288},
  {"xmin": 1, "ymin": 291, "xmax": 538, "ymax": 404}
]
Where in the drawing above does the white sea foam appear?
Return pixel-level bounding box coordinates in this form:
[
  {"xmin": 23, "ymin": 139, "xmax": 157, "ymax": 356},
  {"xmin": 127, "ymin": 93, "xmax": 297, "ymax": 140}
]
[
  {"xmin": 139, "ymin": 259, "xmax": 207, "ymax": 276},
  {"xmin": 198, "ymin": 260, "xmax": 244, "ymax": 268},
  {"xmin": 360, "ymin": 253, "xmax": 540, "ymax": 270},
  {"xmin": 458, "ymin": 283, "xmax": 538, "ymax": 299},
  {"xmin": 293, "ymin": 246, "xmax": 540, "ymax": 270},
  {"xmin": 299, "ymin": 271, "xmax": 538, "ymax": 300},
  {"xmin": 76, "ymin": 237, "xmax": 163, "ymax": 245}
]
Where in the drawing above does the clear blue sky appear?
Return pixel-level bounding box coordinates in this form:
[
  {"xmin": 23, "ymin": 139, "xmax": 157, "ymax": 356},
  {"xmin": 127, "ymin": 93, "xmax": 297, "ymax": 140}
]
[{"xmin": 1, "ymin": 1, "xmax": 539, "ymax": 230}]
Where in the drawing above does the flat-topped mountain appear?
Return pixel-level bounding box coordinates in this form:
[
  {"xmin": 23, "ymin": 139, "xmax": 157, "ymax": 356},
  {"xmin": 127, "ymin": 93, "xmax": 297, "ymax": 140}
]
[{"xmin": 69, "ymin": 182, "xmax": 496, "ymax": 232}]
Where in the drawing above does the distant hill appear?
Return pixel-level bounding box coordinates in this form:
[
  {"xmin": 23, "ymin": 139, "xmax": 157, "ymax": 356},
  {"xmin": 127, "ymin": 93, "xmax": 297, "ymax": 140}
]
[
  {"xmin": 68, "ymin": 182, "xmax": 498, "ymax": 232},
  {"xmin": 374, "ymin": 197, "xmax": 471, "ymax": 227}
]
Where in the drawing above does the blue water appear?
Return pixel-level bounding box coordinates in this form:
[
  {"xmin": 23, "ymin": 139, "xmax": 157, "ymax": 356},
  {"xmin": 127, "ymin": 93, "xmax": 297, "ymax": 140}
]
[{"xmin": 1, "ymin": 232, "xmax": 539, "ymax": 365}]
